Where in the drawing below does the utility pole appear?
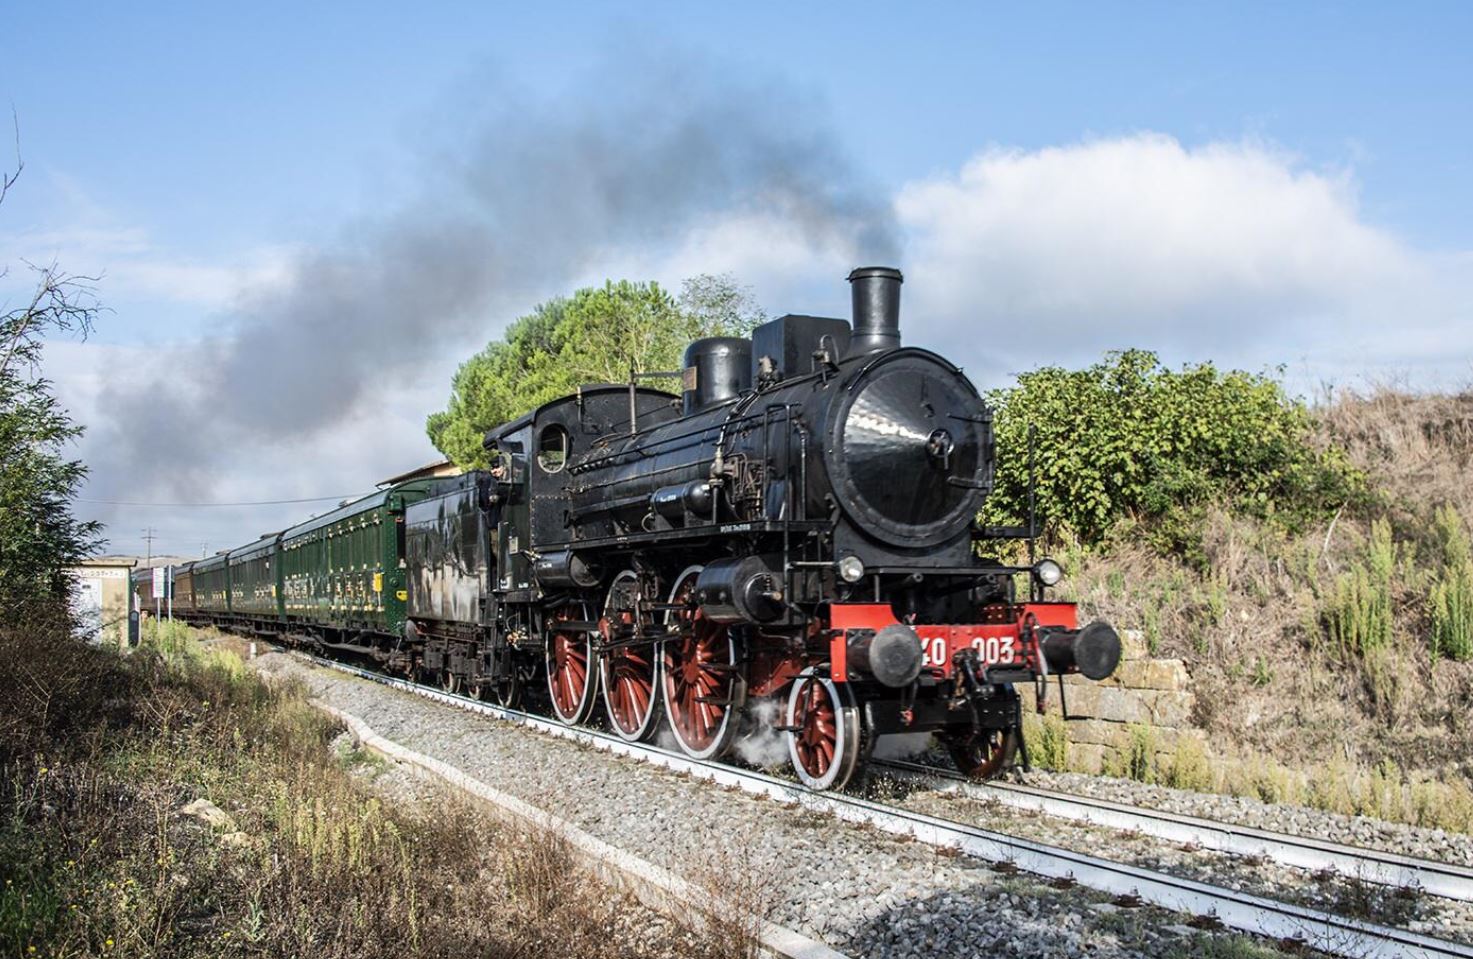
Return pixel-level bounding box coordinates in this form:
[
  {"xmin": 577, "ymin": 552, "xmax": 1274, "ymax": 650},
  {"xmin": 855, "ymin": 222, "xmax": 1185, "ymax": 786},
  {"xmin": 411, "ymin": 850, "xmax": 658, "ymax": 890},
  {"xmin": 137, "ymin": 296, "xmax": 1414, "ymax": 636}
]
[{"xmin": 142, "ymin": 527, "xmax": 157, "ymax": 565}]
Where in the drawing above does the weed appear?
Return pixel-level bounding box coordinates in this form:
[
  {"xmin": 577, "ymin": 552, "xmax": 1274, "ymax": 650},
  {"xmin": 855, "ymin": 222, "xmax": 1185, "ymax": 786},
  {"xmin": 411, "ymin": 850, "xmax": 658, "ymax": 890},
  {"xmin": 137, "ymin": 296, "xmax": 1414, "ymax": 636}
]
[
  {"xmin": 1104, "ymin": 724, "xmax": 1157, "ymax": 784},
  {"xmin": 1431, "ymin": 505, "xmax": 1473, "ymax": 660},
  {"xmin": 1161, "ymin": 736, "xmax": 1214, "ymax": 792},
  {"xmin": 1022, "ymin": 711, "xmax": 1069, "ymax": 771},
  {"xmin": 1322, "ymin": 520, "xmax": 1395, "ymax": 657}
]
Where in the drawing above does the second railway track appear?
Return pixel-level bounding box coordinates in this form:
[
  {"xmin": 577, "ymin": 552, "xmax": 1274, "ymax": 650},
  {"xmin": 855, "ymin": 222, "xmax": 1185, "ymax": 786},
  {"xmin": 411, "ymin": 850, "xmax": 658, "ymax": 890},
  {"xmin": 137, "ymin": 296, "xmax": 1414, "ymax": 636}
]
[
  {"xmin": 289, "ymin": 648, "xmax": 1473, "ymax": 959},
  {"xmin": 875, "ymin": 757, "xmax": 1473, "ymax": 903}
]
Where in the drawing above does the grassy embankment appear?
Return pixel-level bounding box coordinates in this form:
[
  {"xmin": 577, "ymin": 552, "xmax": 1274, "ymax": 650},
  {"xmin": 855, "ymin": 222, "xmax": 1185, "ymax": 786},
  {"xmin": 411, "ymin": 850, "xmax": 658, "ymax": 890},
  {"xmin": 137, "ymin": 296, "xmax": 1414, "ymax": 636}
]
[
  {"xmin": 1, "ymin": 618, "xmax": 757, "ymax": 959},
  {"xmin": 1025, "ymin": 388, "xmax": 1473, "ymax": 831}
]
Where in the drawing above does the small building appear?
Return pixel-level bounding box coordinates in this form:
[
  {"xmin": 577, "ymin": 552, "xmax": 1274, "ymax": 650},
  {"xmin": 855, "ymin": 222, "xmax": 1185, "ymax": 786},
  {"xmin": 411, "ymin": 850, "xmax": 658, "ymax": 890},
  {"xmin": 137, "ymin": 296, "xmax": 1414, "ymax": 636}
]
[
  {"xmin": 378, "ymin": 458, "xmax": 462, "ymax": 487},
  {"xmin": 70, "ymin": 556, "xmax": 137, "ymax": 648}
]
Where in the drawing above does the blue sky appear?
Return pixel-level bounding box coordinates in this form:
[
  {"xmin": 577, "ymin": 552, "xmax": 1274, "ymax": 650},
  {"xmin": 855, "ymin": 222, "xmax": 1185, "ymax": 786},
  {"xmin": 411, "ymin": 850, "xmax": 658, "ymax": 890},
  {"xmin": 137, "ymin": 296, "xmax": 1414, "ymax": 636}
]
[{"xmin": 3, "ymin": 2, "xmax": 1471, "ymax": 556}]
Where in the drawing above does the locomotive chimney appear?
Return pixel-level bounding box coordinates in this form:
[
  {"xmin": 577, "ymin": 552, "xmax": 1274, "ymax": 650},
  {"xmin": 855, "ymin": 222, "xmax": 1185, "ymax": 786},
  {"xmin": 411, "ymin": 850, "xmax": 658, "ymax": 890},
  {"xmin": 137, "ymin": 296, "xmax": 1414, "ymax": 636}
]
[{"xmin": 847, "ymin": 266, "xmax": 903, "ymax": 354}]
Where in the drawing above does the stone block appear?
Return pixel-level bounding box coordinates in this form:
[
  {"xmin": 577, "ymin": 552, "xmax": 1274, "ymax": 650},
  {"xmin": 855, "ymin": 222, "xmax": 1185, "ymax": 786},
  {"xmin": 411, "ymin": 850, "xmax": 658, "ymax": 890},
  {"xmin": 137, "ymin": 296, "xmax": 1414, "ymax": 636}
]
[
  {"xmin": 1119, "ymin": 628, "xmax": 1148, "ymax": 661},
  {"xmin": 1099, "ymin": 658, "xmax": 1190, "ymax": 691},
  {"xmin": 1057, "ymin": 718, "xmax": 1120, "ymax": 747},
  {"xmin": 1066, "ymin": 742, "xmax": 1109, "ymax": 774}
]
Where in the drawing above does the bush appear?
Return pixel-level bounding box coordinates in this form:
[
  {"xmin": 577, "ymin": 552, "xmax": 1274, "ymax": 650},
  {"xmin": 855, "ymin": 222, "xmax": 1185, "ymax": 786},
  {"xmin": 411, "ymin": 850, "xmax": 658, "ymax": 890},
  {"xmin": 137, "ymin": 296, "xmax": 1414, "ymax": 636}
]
[{"xmin": 984, "ymin": 350, "xmax": 1363, "ymax": 557}]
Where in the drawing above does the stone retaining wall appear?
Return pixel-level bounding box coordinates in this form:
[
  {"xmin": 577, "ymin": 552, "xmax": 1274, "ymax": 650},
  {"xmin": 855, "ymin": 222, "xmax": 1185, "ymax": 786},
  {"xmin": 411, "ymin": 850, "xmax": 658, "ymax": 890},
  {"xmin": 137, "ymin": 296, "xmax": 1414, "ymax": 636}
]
[{"xmin": 1018, "ymin": 629, "xmax": 1206, "ymax": 773}]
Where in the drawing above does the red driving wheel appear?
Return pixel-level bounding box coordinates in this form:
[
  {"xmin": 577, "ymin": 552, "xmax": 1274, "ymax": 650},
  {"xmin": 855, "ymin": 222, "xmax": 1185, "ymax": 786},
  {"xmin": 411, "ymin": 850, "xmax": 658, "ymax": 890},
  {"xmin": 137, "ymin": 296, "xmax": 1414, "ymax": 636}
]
[
  {"xmin": 661, "ymin": 566, "xmax": 740, "ymax": 760},
  {"xmin": 545, "ymin": 602, "xmax": 598, "ymax": 724},
  {"xmin": 600, "ymin": 571, "xmax": 661, "ymax": 741}
]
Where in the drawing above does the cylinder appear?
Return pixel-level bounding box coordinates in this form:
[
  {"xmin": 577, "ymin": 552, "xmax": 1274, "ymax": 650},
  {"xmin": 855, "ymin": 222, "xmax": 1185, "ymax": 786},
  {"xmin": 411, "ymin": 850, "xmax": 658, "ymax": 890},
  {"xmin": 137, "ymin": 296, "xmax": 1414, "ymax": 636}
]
[
  {"xmin": 694, "ymin": 556, "xmax": 782, "ymax": 624},
  {"xmin": 847, "ymin": 624, "xmax": 924, "ymax": 687},
  {"xmin": 682, "ymin": 337, "xmax": 753, "ymax": 415},
  {"xmin": 847, "ymin": 266, "xmax": 903, "ymax": 354},
  {"xmin": 1041, "ymin": 621, "xmax": 1123, "ymax": 681}
]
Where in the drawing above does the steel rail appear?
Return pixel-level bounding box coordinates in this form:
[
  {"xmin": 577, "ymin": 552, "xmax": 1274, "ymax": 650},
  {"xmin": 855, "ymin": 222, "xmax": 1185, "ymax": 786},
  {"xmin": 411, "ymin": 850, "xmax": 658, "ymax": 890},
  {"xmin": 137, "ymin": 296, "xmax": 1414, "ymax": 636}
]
[
  {"xmin": 299, "ymin": 654, "xmax": 1473, "ymax": 959},
  {"xmin": 875, "ymin": 758, "xmax": 1473, "ymax": 903}
]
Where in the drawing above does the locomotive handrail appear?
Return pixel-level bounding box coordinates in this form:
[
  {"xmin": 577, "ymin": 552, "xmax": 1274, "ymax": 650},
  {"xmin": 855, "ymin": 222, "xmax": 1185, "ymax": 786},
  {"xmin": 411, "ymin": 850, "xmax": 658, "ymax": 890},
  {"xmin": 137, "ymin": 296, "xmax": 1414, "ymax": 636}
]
[{"xmin": 571, "ymin": 406, "xmax": 792, "ymax": 474}]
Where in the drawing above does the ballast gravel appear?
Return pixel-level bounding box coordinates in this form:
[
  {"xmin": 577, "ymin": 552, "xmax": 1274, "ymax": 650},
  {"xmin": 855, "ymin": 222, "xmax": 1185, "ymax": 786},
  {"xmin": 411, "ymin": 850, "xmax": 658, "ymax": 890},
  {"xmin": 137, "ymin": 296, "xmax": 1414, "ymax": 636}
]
[{"xmin": 255, "ymin": 651, "xmax": 1303, "ymax": 959}]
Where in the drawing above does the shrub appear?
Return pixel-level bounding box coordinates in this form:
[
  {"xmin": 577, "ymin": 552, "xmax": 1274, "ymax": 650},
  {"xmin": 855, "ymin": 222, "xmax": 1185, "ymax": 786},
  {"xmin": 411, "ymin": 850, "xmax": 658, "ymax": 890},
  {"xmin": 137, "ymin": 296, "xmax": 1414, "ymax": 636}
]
[{"xmin": 984, "ymin": 350, "xmax": 1363, "ymax": 556}]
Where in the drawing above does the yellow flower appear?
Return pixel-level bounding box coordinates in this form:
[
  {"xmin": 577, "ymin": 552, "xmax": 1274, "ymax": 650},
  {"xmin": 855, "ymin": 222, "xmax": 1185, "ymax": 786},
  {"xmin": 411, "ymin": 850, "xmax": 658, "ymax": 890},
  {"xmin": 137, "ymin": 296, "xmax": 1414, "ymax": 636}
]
[
  {"xmin": 38, "ymin": 767, "xmax": 47, "ymax": 776},
  {"xmin": 105, "ymin": 939, "xmax": 114, "ymax": 949},
  {"xmin": 27, "ymin": 947, "xmax": 36, "ymax": 954}
]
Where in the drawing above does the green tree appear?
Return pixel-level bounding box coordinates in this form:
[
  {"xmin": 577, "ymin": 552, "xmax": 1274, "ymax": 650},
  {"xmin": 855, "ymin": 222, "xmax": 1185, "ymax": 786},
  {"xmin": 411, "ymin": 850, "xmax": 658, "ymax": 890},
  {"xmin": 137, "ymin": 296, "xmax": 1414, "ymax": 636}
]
[
  {"xmin": 983, "ymin": 349, "xmax": 1362, "ymax": 558},
  {"xmin": 0, "ymin": 162, "xmax": 103, "ymax": 621},
  {"xmin": 428, "ymin": 274, "xmax": 762, "ymax": 467}
]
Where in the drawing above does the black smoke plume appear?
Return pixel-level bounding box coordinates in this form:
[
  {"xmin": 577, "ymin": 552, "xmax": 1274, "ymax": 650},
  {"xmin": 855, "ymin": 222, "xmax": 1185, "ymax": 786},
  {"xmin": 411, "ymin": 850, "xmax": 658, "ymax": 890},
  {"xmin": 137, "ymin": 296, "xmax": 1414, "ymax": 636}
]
[{"xmin": 88, "ymin": 48, "xmax": 899, "ymax": 505}]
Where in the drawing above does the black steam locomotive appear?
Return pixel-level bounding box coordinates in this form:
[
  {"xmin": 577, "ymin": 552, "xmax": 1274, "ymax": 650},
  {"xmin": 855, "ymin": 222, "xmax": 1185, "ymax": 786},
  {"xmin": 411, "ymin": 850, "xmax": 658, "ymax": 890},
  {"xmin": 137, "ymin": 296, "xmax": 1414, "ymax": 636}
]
[{"xmin": 395, "ymin": 266, "xmax": 1121, "ymax": 789}]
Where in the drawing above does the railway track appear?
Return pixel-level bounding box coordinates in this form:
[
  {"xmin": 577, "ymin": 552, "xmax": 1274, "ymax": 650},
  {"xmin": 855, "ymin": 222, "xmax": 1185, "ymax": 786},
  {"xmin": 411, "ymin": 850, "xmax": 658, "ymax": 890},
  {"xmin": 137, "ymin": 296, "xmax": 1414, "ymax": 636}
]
[
  {"xmin": 875, "ymin": 758, "xmax": 1473, "ymax": 903},
  {"xmin": 295, "ymin": 651, "xmax": 1473, "ymax": 959}
]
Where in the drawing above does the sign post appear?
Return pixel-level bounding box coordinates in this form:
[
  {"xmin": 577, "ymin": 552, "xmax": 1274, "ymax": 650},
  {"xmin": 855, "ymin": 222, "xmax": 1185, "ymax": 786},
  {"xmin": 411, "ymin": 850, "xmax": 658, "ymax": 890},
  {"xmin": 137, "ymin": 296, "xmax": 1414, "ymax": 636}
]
[{"xmin": 152, "ymin": 565, "xmax": 165, "ymax": 623}]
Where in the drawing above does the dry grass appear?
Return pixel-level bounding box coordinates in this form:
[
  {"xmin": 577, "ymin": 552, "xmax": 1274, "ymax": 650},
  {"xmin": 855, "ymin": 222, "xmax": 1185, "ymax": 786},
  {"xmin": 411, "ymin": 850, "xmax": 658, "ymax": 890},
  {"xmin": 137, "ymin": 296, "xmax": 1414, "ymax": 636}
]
[
  {"xmin": 1042, "ymin": 387, "xmax": 1473, "ymax": 832},
  {"xmin": 1, "ymin": 618, "xmax": 758, "ymax": 959}
]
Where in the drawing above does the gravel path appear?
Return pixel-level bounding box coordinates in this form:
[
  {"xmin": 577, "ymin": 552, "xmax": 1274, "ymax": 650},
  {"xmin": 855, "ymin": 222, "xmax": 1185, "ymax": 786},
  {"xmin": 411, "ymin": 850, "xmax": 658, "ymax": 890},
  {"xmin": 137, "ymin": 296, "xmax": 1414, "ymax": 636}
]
[{"xmin": 255, "ymin": 651, "xmax": 1304, "ymax": 959}]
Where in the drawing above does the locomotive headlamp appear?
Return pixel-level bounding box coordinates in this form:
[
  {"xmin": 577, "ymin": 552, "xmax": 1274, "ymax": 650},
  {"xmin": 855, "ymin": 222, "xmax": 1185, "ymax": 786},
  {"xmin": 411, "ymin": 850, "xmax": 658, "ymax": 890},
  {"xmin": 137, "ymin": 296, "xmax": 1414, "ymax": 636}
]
[
  {"xmin": 1033, "ymin": 557, "xmax": 1064, "ymax": 587},
  {"xmin": 837, "ymin": 555, "xmax": 866, "ymax": 583}
]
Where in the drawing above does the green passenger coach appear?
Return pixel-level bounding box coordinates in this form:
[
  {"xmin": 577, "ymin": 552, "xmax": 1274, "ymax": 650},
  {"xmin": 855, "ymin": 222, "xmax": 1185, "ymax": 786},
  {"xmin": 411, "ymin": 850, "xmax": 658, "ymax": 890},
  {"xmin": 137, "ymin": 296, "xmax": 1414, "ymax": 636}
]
[
  {"xmin": 192, "ymin": 553, "xmax": 230, "ymax": 614},
  {"xmin": 279, "ymin": 480, "xmax": 441, "ymax": 642},
  {"xmin": 226, "ymin": 533, "xmax": 283, "ymax": 625}
]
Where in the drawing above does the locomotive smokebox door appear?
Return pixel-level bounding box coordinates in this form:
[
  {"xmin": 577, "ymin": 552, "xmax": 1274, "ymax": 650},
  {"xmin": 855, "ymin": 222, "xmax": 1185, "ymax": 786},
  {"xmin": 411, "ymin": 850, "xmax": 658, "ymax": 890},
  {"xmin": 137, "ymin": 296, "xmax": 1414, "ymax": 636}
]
[{"xmin": 825, "ymin": 352, "xmax": 992, "ymax": 549}]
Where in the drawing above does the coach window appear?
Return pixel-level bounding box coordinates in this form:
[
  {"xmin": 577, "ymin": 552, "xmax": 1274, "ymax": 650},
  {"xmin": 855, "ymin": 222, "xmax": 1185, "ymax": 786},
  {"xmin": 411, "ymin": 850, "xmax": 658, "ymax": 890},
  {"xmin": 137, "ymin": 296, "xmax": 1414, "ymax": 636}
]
[{"xmin": 537, "ymin": 424, "xmax": 569, "ymax": 473}]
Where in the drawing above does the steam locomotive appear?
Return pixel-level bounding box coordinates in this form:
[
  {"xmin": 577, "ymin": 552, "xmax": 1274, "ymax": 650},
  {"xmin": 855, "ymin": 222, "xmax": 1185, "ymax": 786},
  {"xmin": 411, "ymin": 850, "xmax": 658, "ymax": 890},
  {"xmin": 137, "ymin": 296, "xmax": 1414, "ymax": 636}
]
[{"xmin": 168, "ymin": 267, "xmax": 1121, "ymax": 790}]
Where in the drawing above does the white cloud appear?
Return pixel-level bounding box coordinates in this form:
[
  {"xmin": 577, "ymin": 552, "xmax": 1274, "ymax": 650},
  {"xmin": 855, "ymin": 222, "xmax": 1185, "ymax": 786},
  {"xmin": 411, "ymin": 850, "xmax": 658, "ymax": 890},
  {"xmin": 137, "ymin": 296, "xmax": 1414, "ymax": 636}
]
[
  {"xmin": 893, "ymin": 134, "xmax": 1469, "ymax": 385},
  {"xmin": 0, "ymin": 224, "xmax": 294, "ymax": 310}
]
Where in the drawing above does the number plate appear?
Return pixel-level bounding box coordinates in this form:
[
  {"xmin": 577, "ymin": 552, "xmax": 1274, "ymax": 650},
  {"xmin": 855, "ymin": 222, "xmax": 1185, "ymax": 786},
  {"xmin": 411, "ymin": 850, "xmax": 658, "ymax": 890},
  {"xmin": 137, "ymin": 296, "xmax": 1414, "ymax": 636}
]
[{"xmin": 915, "ymin": 625, "xmax": 1023, "ymax": 674}]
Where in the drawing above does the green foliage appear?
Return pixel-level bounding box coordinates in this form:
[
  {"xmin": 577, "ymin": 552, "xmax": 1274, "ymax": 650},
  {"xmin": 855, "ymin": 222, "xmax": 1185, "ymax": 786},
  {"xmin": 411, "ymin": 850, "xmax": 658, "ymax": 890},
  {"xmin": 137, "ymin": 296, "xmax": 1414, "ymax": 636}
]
[
  {"xmin": 1022, "ymin": 711, "xmax": 1068, "ymax": 770},
  {"xmin": 1322, "ymin": 519, "xmax": 1395, "ymax": 657},
  {"xmin": 428, "ymin": 274, "xmax": 763, "ymax": 467},
  {"xmin": 1103, "ymin": 723, "xmax": 1157, "ymax": 783},
  {"xmin": 984, "ymin": 349, "xmax": 1362, "ymax": 557},
  {"xmin": 1160, "ymin": 736, "xmax": 1214, "ymax": 792},
  {"xmin": 0, "ymin": 171, "xmax": 103, "ymax": 623},
  {"xmin": 1431, "ymin": 505, "xmax": 1473, "ymax": 661}
]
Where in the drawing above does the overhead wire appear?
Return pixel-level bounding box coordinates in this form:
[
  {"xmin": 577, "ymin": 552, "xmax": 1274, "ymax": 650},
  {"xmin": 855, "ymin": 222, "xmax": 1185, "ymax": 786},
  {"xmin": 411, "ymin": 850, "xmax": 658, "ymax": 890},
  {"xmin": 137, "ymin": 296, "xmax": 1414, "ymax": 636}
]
[{"xmin": 77, "ymin": 493, "xmax": 370, "ymax": 508}]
